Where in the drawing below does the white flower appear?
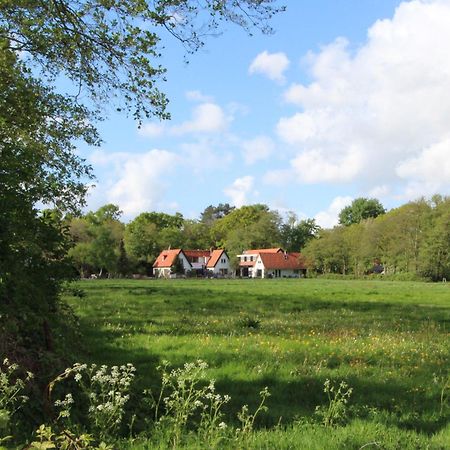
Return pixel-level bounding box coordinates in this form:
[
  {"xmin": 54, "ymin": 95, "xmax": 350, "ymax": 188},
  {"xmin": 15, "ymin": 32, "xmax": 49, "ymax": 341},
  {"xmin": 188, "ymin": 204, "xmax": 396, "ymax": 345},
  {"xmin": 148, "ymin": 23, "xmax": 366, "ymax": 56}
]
[{"xmin": 219, "ymin": 422, "xmax": 227, "ymax": 430}]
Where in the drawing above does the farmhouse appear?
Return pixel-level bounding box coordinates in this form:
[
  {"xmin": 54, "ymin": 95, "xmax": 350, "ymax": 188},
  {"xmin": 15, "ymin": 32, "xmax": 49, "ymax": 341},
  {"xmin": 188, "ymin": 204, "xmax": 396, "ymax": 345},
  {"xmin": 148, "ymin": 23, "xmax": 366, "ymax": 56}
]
[
  {"xmin": 153, "ymin": 249, "xmax": 190, "ymax": 278},
  {"xmin": 153, "ymin": 248, "xmax": 230, "ymax": 277},
  {"xmin": 206, "ymin": 249, "xmax": 230, "ymax": 276},
  {"xmin": 237, "ymin": 248, "xmax": 306, "ymax": 278}
]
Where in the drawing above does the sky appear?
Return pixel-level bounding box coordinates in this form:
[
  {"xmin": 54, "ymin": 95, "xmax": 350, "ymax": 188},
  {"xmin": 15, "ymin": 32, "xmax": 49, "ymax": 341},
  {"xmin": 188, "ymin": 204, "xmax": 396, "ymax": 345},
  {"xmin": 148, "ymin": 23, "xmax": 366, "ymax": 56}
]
[{"xmin": 78, "ymin": 0, "xmax": 450, "ymax": 227}]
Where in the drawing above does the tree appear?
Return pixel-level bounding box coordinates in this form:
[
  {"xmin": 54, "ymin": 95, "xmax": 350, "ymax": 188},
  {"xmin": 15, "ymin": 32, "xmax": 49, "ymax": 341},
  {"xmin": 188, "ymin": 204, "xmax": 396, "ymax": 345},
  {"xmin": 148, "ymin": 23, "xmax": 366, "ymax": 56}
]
[
  {"xmin": 210, "ymin": 204, "xmax": 282, "ymax": 267},
  {"xmin": 172, "ymin": 255, "xmax": 185, "ymax": 275},
  {"xmin": 1, "ymin": 1, "xmax": 283, "ymax": 122},
  {"xmin": 200, "ymin": 203, "xmax": 235, "ymax": 225},
  {"xmin": 117, "ymin": 240, "xmax": 131, "ymax": 278},
  {"xmin": 67, "ymin": 206, "xmax": 125, "ymax": 277},
  {"xmin": 280, "ymin": 214, "xmax": 320, "ymax": 252},
  {"xmin": 181, "ymin": 220, "xmax": 213, "ymax": 250},
  {"xmin": 0, "ymin": 45, "xmax": 96, "ymax": 361},
  {"xmin": 338, "ymin": 198, "xmax": 386, "ymax": 226},
  {"xmin": 124, "ymin": 212, "xmax": 185, "ymax": 264},
  {"xmin": 419, "ymin": 197, "xmax": 450, "ymax": 280}
]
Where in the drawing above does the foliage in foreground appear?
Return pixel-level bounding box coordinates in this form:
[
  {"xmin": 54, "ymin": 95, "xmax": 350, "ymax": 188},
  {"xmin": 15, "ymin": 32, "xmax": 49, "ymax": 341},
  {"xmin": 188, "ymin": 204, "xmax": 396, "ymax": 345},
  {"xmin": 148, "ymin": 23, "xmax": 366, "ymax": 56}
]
[{"xmin": 1, "ymin": 356, "xmax": 449, "ymax": 449}]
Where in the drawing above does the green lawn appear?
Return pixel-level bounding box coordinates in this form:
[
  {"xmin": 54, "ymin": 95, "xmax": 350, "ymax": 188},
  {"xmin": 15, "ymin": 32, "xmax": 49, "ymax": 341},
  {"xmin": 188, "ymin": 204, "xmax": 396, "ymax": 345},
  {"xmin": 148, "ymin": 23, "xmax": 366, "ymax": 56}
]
[{"xmin": 64, "ymin": 278, "xmax": 449, "ymax": 446}]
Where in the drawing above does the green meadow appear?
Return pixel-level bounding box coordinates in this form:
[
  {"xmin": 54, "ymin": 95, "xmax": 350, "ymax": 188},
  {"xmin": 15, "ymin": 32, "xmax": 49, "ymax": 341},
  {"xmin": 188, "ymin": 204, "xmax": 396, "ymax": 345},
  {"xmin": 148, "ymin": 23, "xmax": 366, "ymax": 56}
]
[{"xmin": 64, "ymin": 278, "xmax": 450, "ymax": 448}]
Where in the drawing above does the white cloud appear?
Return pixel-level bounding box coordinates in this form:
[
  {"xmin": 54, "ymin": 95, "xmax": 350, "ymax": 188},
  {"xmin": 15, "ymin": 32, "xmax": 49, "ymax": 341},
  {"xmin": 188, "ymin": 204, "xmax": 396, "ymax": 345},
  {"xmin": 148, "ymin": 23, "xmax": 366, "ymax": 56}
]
[
  {"xmin": 90, "ymin": 149, "xmax": 179, "ymax": 217},
  {"xmin": 138, "ymin": 122, "xmax": 166, "ymax": 138},
  {"xmin": 185, "ymin": 90, "xmax": 214, "ymax": 102},
  {"xmin": 223, "ymin": 176, "xmax": 255, "ymax": 207},
  {"xmin": 314, "ymin": 196, "xmax": 353, "ymax": 229},
  {"xmin": 396, "ymin": 138, "xmax": 450, "ymax": 183},
  {"xmin": 180, "ymin": 138, "xmax": 234, "ymax": 174},
  {"xmin": 249, "ymin": 50, "xmax": 290, "ymax": 83},
  {"xmin": 263, "ymin": 168, "xmax": 295, "ymax": 186},
  {"xmin": 291, "ymin": 147, "xmax": 364, "ymax": 183},
  {"xmin": 173, "ymin": 102, "xmax": 229, "ymax": 135},
  {"xmin": 242, "ymin": 135, "xmax": 274, "ymax": 165},
  {"xmin": 139, "ymin": 101, "xmax": 230, "ymax": 137},
  {"xmin": 276, "ymin": 0, "xmax": 450, "ymax": 198},
  {"xmin": 368, "ymin": 184, "xmax": 390, "ymax": 199}
]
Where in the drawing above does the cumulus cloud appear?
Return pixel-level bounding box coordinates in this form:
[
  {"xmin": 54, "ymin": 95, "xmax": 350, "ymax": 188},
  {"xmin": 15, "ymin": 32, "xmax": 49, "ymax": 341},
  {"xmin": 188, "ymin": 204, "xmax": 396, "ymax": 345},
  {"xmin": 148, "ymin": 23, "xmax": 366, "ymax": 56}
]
[
  {"xmin": 249, "ymin": 50, "xmax": 290, "ymax": 83},
  {"xmin": 139, "ymin": 101, "xmax": 230, "ymax": 137},
  {"xmin": 180, "ymin": 138, "xmax": 234, "ymax": 174},
  {"xmin": 223, "ymin": 176, "xmax": 255, "ymax": 207},
  {"xmin": 138, "ymin": 122, "xmax": 166, "ymax": 138},
  {"xmin": 314, "ymin": 196, "xmax": 353, "ymax": 229},
  {"xmin": 173, "ymin": 102, "xmax": 229, "ymax": 134},
  {"xmin": 242, "ymin": 135, "xmax": 275, "ymax": 165},
  {"xmin": 275, "ymin": 0, "xmax": 450, "ymax": 198},
  {"xmin": 185, "ymin": 90, "xmax": 214, "ymax": 102},
  {"xmin": 90, "ymin": 149, "xmax": 179, "ymax": 217}
]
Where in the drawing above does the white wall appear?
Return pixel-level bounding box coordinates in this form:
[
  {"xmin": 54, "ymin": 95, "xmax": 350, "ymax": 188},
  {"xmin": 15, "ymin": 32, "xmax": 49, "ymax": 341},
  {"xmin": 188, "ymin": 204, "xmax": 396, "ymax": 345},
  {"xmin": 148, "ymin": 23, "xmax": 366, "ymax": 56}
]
[{"xmin": 208, "ymin": 253, "xmax": 230, "ymax": 275}]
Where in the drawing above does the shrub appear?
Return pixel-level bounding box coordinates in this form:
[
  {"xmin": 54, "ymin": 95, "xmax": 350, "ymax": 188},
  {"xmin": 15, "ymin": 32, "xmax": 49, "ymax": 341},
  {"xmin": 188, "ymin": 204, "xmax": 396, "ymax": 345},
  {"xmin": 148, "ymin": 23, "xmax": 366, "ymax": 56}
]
[
  {"xmin": 0, "ymin": 358, "xmax": 33, "ymax": 445},
  {"xmin": 315, "ymin": 379, "xmax": 353, "ymax": 427}
]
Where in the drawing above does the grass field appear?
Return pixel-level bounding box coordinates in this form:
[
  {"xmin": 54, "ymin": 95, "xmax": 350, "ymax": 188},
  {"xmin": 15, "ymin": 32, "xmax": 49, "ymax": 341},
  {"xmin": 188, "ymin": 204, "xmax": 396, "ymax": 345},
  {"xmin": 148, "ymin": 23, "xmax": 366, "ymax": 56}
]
[{"xmin": 64, "ymin": 278, "xmax": 450, "ymax": 448}]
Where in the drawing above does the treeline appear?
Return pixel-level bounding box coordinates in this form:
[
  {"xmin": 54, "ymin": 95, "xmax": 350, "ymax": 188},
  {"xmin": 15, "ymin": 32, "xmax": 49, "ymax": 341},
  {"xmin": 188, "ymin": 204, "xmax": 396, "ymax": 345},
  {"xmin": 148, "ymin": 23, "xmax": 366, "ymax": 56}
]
[
  {"xmin": 303, "ymin": 195, "xmax": 450, "ymax": 281},
  {"xmin": 65, "ymin": 195, "xmax": 449, "ymax": 281},
  {"xmin": 66, "ymin": 203, "xmax": 319, "ymax": 276}
]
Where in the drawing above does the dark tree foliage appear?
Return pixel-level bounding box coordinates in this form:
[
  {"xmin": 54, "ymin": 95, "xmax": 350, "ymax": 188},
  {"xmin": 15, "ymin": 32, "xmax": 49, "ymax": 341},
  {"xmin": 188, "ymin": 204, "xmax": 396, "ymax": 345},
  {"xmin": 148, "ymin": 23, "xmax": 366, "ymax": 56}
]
[
  {"xmin": 117, "ymin": 239, "xmax": 131, "ymax": 277},
  {"xmin": 200, "ymin": 203, "xmax": 235, "ymax": 225},
  {"xmin": 0, "ymin": 46, "xmax": 96, "ymax": 363},
  {"xmin": 338, "ymin": 197, "xmax": 386, "ymax": 226},
  {"xmin": 172, "ymin": 255, "xmax": 185, "ymax": 275},
  {"xmin": 280, "ymin": 215, "xmax": 320, "ymax": 252}
]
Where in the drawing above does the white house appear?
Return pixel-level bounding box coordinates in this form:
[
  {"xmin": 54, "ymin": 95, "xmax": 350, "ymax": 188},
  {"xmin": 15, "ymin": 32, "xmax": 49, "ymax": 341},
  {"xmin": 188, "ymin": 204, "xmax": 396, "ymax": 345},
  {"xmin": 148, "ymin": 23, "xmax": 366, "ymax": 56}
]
[
  {"xmin": 153, "ymin": 248, "xmax": 230, "ymax": 278},
  {"xmin": 153, "ymin": 249, "xmax": 191, "ymax": 278},
  {"xmin": 206, "ymin": 249, "xmax": 230, "ymax": 276},
  {"xmin": 237, "ymin": 248, "xmax": 306, "ymax": 278}
]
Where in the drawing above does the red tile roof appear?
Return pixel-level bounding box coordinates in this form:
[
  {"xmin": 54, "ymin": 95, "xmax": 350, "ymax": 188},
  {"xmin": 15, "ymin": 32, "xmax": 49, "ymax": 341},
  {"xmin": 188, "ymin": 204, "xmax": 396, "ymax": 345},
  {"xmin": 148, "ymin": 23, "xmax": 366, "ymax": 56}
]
[
  {"xmin": 244, "ymin": 248, "xmax": 283, "ymax": 254},
  {"xmin": 184, "ymin": 250, "xmax": 211, "ymax": 258},
  {"xmin": 206, "ymin": 249, "xmax": 227, "ymax": 268},
  {"xmin": 239, "ymin": 248, "xmax": 283, "ymax": 267},
  {"xmin": 153, "ymin": 249, "xmax": 183, "ymax": 268},
  {"xmin": 259, "ymin": 252, "xmax": 305, "ymax": 270}
]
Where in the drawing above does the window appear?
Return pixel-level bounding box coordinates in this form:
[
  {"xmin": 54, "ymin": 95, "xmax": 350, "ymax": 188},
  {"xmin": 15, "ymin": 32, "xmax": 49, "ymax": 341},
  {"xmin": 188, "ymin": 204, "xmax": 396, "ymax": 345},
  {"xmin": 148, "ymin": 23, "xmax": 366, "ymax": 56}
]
[{"xmin": 221, "ymin": 258, "xmax": 226, "ymax": 264}]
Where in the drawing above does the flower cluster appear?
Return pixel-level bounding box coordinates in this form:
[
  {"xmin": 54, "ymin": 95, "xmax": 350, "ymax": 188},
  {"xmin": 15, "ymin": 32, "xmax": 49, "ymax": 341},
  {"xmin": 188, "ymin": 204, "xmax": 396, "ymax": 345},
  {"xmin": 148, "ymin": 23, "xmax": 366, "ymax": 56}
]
[{"xmin": 53, "ymin": 362, "xmax": 136, "ymax": 441}]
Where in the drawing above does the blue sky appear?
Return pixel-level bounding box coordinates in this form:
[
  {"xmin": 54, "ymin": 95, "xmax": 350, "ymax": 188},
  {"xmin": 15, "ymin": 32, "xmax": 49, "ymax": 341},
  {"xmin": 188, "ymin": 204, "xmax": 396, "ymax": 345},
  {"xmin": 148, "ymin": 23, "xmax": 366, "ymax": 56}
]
[{"xmin": 79, "ymin": 0, "xmax": 450, "ymax": 226}]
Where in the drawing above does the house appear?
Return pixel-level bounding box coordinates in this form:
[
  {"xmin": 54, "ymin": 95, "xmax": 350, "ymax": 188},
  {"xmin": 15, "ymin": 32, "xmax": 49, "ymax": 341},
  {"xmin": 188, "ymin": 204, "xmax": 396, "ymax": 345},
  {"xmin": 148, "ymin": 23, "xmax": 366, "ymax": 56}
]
[
  {"xmin": 237, "ymin": 248, "xmax": 306, "ymax": 278},
  {"xmin": 237, "ymin": 248, "xmax": 282, "ymax": 277},
  {"xmin": 183, "ymin": 250, "xmax": 211, "ymax": 272},
  {"xmin": 153, "ymin": 249, "xmax": 191, "ymax": 278},
  {"xmin": 206, "ymin": 249, "xmax": 230, "ymax": 276},
  {"xmin": 153, "ymin": 248, "xmax": 230, "ymax": 278}
]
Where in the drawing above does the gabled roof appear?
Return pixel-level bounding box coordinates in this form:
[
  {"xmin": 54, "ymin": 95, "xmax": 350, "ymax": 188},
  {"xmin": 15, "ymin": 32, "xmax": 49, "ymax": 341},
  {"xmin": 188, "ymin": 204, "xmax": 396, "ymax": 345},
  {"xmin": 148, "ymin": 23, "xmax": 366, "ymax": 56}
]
[
  {"xmin": 153, "ymin": 249, "xmax": 188, "ymax": 268},
  {"xmin": 207, "ymin": 249, "xmax": 227, "ymax": 268},
  {"xmin": 244, "ymin": 248, "xmax": 283, "ymax": 254},
  {"xmin": 239, "ymin": 248, "xmax": 283, "ymax": 267},
  {"xmin": 184, "ymin": 250, "xmax": 211, "ymax": 258},
  {"xmin": 258, "ymin": 252, "xmax": 305, "ymax": 270}
]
